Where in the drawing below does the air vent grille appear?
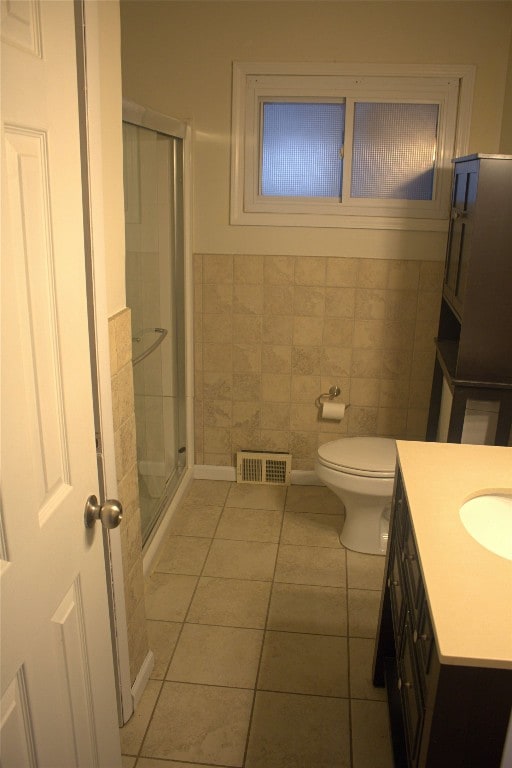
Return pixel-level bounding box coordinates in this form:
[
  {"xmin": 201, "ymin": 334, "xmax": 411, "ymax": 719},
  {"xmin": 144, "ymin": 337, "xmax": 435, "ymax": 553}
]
[{"xmin": 236, "ymin": 451, "xmax": 291, "ymax": 485}]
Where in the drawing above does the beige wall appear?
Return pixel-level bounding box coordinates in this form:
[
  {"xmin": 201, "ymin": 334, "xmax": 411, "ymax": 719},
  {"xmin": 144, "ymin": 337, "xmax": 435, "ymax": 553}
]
[
  {"xmin": 120, "ymin": 1, "xmax": 512, "ymax": 470},
  {"xmin": 193, "ymin": 253, "xmax": 444, "ymax": 468},
  {"xmin": 120, "ymin": 0, "xmax": 512, "ymax": 258}
]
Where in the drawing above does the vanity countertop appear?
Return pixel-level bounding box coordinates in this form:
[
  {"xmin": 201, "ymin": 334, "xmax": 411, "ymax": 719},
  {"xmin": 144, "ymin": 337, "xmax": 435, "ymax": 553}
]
[{"xmin": 395, "ymin": 440, "xmax": 512, "ymax": 670}]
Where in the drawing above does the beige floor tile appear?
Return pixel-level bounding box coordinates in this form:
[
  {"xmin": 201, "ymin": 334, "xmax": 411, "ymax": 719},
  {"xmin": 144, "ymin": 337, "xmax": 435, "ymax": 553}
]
[
  {"xmin": 146, "ymin": 620, "xmax": 182, "ymax": 680},
  {"xmin": 120, "ymin": 679, "xmax": 161, "ymax": 755},
  {"xmin": 285, "ymin": 484, "xmax": 345, "ymax": 515},
  {"xmin": 351, "ymin": 699, "xmax": 394, "ymax": 768},
  {"xmin": 348, "ymin": 588, "xmax": 381, "ymax": 639},
  {"xmin": 274, "ymin": 543, "xmax": 346, "ymax": 587},
  {"xmin": 215, "ymin": 506, "xmax": 283, "ymax": 543},
  {"xmin": 349, "ymin": 637, "xmax": 387, "ymax": 701},
  {"xmin": 154, "ymin": 535, "xmax": 211, "ymax": 575},
  {"xmin": 347, "ymin": 549, "xmax": 386, "ymax": 590},
  {"xmin": 203, "ymin": 538, "xmax": 278, "ymax": 581},
  {"xmin": 245, "ymin": 691, "xmax": 350, "ymax": 768},
  {"xmin": 142, "ymin": 681, "xmax": 253, "ymax": 766},
  {"xmin": 187, "ymin": 576, "xmax": 272, "ymax": 629},
  {"xmin": 268, "ymin": 582, "xmax": 347, "ymax": 636},
  {"xmin": 281, "ymin": 511, "xmax": 343, "ymax": 547},
  {"xmin": 167, "ymin": 623, "xmax": 263, "ymax": 688},
  {"xmin": 145, "ymin": 573, "xmax": 198, "ymax": 622},
  {"xmin": 121, "ymin": 756, "xmax": 136, "ymax": 768},
  {"xmin": 226, "ymin": 482, "xmax": 287, "ymax": 510},
  {"xmin": 183, "ymin": 479, "xmax": 232, "ymax": 506},
  {"xmin": 167, "ymin": 504, "xmax": 223, "ymax": 537},
  {"xmin": 258, "ymin": 630, "xmax": 349, "ymax": 697}
]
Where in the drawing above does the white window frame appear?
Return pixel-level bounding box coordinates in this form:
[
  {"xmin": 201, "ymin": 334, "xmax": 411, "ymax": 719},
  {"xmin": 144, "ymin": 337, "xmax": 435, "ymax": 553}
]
[{"xmin": 230, "ymin": 62, "xmax": 475, "ymax": 231}]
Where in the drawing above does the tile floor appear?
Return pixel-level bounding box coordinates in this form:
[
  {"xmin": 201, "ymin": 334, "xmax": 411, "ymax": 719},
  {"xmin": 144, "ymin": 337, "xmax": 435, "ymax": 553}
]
[{"xmin": 120, "ymin": 480, "xmax": 394, "ymax": 768}]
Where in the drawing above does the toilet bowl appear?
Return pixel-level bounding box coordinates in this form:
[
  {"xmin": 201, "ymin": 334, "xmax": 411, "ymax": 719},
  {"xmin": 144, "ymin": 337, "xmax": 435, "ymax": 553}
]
[{"xmin": 315, "ymin": 437, "xmax": 397, "ymax": 556}]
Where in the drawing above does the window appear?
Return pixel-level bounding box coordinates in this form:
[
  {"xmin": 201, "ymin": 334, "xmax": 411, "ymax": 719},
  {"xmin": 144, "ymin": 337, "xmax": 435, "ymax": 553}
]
[
  {"xmin": 261, "ymin": 102, "xmax": 344, "ymax": 197},
  {"xmin": 231, "ymin": 63, "xmax": 475, "ymax": 230}
]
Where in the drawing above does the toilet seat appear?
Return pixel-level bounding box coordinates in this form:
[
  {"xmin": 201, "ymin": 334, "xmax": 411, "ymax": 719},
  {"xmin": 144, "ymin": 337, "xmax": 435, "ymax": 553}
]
[{"xmin": 317, "ymin": 437, "xmax": 396, "ymax": 478}]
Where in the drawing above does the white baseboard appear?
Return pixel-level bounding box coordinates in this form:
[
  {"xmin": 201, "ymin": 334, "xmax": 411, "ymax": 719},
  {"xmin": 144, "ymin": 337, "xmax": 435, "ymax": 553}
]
[
  {"xmin": 291, "ymin": 470, "xmax": 323, "ymax": 485},
  {"xmin": 193, "ymin": 465, "xmax": 323, "ymax": 486},
  {"xmin": 194, "ymin": 464, "xmax": 236, "ymax": 481},
  {"xmin": 143, "ymin": 466, "xmax": 195, "ymax": 577},
  {"xmin": 131, "ymin": 650, "xmax": 154, "ymax": 711}
]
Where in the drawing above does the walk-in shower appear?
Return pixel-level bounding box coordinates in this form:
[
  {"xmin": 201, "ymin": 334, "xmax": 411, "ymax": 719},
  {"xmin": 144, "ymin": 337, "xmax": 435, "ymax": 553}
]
[{"xmin": 122, "ymin": 102, "xmax": 189, "ymax": 546}]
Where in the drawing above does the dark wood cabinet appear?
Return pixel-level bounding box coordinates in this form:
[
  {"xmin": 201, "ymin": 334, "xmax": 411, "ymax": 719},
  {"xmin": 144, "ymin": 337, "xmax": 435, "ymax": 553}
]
[
  {"xmin": 427, "ymin": 154, "xmax": 512, "ymax": 446},
  {"xmin": 373, "ymin": 466, "xmax": 512, "ymax": 768}
]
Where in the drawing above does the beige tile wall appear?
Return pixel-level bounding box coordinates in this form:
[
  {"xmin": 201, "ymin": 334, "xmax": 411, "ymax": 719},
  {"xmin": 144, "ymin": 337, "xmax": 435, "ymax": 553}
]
[
  {"xmin": 194, "ymin": 255, "xmax": 444, "ymax": 470},
  {"xmin": 109, "ymin": 308, "xmax": 149, "ymax": 685}
]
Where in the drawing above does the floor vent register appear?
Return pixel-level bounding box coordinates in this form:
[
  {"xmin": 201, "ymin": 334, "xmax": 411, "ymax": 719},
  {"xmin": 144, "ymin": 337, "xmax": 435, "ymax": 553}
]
[{"xmin": 236, "ymin": 451, "xmax": 291, "ymax": 485}]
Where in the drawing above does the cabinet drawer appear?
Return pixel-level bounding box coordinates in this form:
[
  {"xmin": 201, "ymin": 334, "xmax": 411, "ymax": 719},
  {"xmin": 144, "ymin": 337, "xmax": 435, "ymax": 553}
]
[{"xmin": 399, "ymin": 621, "xmax": 424, "ymax": 765}]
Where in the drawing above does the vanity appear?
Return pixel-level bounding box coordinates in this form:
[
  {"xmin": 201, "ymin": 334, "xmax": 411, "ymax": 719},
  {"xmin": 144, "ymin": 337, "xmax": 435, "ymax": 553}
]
[{"xmin": 373, "ymin": 440, "xmax": 512, "ymax": 768}]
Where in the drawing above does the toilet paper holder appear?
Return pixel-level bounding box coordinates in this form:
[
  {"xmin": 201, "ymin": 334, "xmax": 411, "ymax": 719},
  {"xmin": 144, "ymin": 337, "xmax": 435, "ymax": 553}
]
[
  {"xmin": 316, "ymin": 385, "xmax": 342, "ymax": 407},
  {"xmin": 322, "ymin": 385, "xmax": 341, "ymax": 400}
]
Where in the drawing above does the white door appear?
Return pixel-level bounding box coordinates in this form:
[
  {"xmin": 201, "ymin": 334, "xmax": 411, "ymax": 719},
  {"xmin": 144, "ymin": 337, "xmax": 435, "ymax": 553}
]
[{"xmin": 1, "ymin": 1, "xmax": 122, "ymax": 766}]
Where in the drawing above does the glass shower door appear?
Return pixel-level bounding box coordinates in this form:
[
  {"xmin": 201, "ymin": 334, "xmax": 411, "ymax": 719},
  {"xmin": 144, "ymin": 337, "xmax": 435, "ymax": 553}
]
[{"xmin": 123, "ymin": 121, "xmax": 186, "ymax": 545}]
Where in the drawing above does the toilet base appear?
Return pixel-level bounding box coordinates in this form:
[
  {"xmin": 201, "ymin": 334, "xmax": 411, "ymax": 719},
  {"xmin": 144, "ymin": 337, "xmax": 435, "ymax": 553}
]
[
  {"xmin": 315, "ymin": 458, "xmax": 394, "ymax": 556},
  {"xmin": 340, "ymin": 502, "xmax": 390, "ymax": 556}
]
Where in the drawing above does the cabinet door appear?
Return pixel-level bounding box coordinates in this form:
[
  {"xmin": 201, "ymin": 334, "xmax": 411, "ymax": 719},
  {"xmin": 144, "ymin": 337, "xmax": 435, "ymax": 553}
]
[
  {"xmin": 444, "ymin": 163, "xmax": 478, "ymax": 316},
  {"xmin": 398, "ymin": 622, "xmax": 424, "ymax": 765}
]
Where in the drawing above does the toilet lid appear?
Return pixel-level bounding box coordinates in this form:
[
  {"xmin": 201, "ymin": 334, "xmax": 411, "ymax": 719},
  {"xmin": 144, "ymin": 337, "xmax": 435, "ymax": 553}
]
[{"xmin": 317, "ymin": 437, "xmax": 396, "ymax": 478}]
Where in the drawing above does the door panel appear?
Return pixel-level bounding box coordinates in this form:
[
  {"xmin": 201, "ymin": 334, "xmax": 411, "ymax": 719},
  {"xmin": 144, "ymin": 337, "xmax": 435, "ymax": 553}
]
[{"xmin": 1, "ymin": 1, "xmax": 121, "ymax": 765}]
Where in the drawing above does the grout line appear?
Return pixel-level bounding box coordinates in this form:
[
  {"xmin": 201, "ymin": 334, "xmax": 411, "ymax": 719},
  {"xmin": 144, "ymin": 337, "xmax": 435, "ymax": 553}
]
[
  {"xmin": 240, "ymin": 483, "xmax": 289, "ymax": 767},
  {"xmin": 345, "ymin": 530, "xmax": 354, "ymax": 768}
]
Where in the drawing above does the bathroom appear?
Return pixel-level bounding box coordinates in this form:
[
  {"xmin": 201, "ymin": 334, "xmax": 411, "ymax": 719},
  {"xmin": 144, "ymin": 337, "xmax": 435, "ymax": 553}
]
[
  {"xmin": 113, "ymin": 0, "xmax": 512, "ymax": 765},
  {"xmin": 111, "ymin": 2, "xmax": 510, "ymax": 760},
  {"xmin": 3, "ymin": 1, "xmax": 511, "ymax": 765}
]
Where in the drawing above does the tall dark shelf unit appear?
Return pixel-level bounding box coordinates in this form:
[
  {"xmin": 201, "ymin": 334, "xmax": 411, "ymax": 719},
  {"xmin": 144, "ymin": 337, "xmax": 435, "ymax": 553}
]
[{"xmin": 426, "ymin": 154, "xmax": 512, "ymax": 446}]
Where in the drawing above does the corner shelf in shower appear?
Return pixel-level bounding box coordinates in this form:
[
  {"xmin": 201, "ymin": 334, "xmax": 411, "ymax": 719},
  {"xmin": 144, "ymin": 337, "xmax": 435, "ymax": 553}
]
[{"xmin": 132, "ymin": 327, "xmax": 168, "ymax": 366}]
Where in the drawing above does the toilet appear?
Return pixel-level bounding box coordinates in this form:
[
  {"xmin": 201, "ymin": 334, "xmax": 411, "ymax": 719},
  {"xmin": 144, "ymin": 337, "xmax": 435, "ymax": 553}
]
[{"xmin": 315, "ymin": 437, "xmax": 397, "ymax": 556}]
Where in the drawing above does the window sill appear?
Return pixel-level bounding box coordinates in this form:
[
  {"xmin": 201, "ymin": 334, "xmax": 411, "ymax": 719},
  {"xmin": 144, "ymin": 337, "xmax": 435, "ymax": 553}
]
[{"xmin": 230, "ymin": 207, "xmax": 450, "ymax": 232}]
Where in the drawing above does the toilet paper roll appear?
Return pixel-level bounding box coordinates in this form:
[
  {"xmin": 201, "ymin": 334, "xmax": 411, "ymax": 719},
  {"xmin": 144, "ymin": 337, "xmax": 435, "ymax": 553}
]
[{"xmin": 321, "ymin": 401, "xmax": 346, "ymax": 420}]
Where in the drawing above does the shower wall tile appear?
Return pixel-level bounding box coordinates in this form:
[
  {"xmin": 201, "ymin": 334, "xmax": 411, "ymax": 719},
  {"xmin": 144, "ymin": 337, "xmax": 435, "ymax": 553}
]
[
  {"xmin": 264, "ymin": 255, "xmax": 295, "ymax": 284},
  {"xmin": 357, "ymin": 258, "xmax": 390, "ymax": 288},
  {"xmin": 326, "ymin": 257, "xmax": 359, "ymax": 287},
  {"xmin": 194, "ymin": 256, "xmax": 441, "ymax": 470},
  {"xmin": 109, "ymin": 308, "xmax": 149, "ymax": 686},
  {"xmin": 203, "ymin": 253, "xmax": 233, "ymax": 284},
  {"xmin": 295, "ymin": 256, "xmax": 326, "ymax": 286},
  {"xmin": 387, "ymin": 260, "xmax": 421, "ymax": 290},
  {"xmin": 234, "ymin": 253, "xmax": 264, "ymax": 284}
]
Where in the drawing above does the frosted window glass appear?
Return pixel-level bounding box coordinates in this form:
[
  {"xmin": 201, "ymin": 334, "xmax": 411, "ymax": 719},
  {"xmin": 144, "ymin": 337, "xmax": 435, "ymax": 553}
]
[
  {"xmin": 261, "ymin": 102, "xmax": 344, "ymax": 197},
  {"xmin": 351, "ymin": 103, "xmax": 439, "ymax": 200}
]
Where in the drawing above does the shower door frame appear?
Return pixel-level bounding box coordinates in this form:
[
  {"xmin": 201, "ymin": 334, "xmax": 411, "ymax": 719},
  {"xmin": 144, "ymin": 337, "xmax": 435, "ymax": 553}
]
[
  {"xmin": 122, "ymin": 99, "xmax": 195, "ymax": 572},
  {"xmin": 122, "ymin": 101, "xmax": 194, "ymax": 562},
  {"xmin": 112, "ymin": 100, "xmax": 195, "ymax": 714}
]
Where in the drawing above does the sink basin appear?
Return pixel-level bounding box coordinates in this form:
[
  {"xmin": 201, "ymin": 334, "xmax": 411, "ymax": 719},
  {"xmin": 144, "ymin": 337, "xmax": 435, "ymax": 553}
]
[{"xmin": 459, "ymin": 493, "xmax": 512, "ymax": 560}]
